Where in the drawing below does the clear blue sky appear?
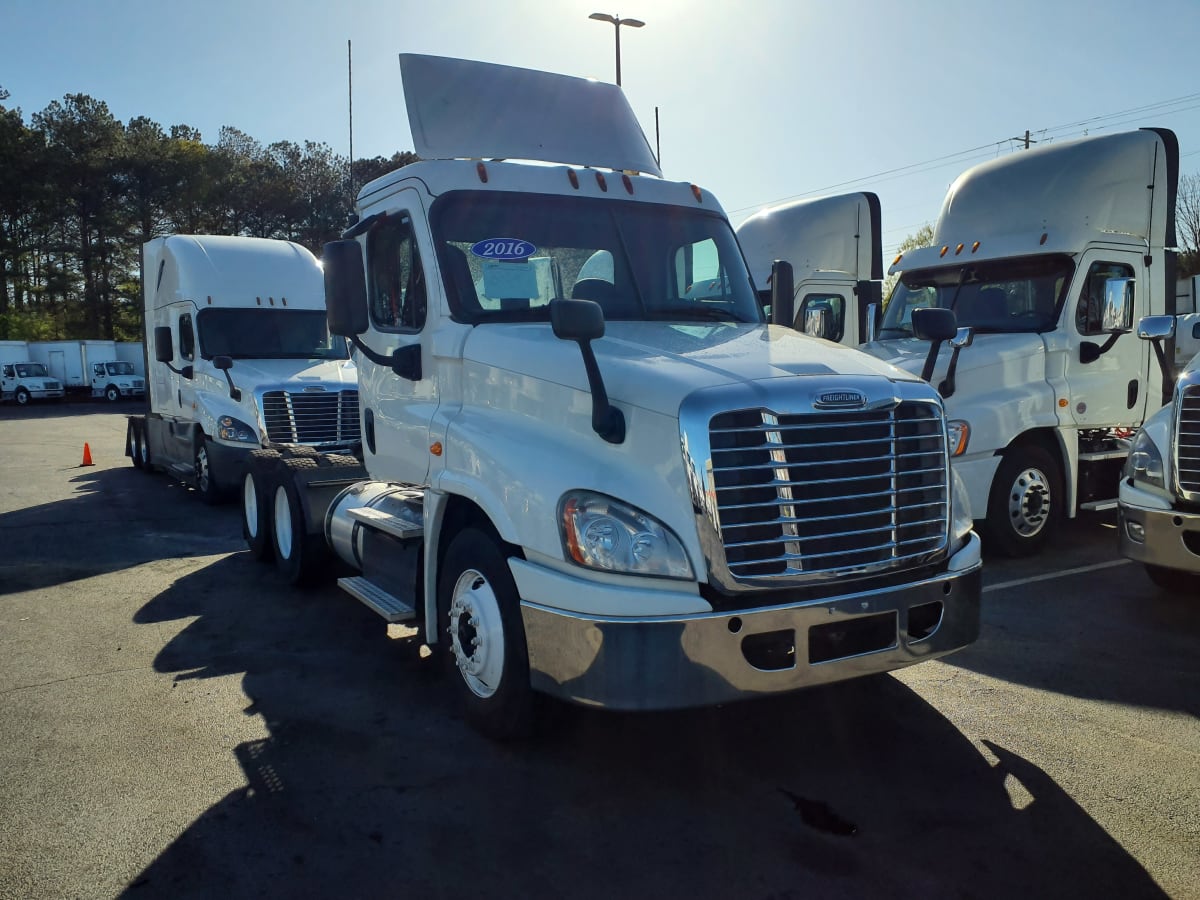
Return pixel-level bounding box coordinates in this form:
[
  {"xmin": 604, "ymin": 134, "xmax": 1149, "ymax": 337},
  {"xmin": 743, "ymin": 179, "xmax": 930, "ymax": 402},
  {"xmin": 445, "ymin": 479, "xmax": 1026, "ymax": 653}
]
[{"xmin": 5, "ymin": 0, "xmax": 1200, "ymax": 257}]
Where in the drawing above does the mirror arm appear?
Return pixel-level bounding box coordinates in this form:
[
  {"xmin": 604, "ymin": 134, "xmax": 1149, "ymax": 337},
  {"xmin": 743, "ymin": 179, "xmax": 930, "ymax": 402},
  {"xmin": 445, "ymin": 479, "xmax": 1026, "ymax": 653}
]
[
  {"xmin": 349, "ymin": 335, "xmax": 422, "ymax": 381},
  {"xmin": 575, "ymin": 340, "xmax": 625, "ymax": 444},
  {"xmin": 920, "ymin": 339, "xmax": 944, "ymax": 384},
  {"xmin": 938, "ymin": 347, "xmax": 963, "ymax": 398}
]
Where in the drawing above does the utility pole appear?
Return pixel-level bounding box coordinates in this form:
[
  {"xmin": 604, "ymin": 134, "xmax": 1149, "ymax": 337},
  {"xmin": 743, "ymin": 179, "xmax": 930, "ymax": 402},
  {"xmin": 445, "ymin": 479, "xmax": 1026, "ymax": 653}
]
[
  {"xmin": 588, "ymin": 13, "xmax": 645, "ymax": 86},
  {"xmin": 1010, "ymin": 129, "xmax": 1037, "ymax": 150}
]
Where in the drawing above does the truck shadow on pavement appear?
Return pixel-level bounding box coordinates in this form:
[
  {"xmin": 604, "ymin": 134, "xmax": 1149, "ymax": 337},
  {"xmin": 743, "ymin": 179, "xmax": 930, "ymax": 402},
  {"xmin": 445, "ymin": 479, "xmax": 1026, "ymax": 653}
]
[
  {"xmin": 122, "ymin": 554, "xmax": 1170, "ymax": 900},
  {"xmin": 0, "ymin": 466, "xmax": 241, "ymax": 596}
]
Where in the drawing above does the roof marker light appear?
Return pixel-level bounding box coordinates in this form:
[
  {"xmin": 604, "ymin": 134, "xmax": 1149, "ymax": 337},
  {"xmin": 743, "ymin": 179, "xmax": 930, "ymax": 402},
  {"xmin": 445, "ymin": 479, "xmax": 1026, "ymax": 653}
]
[
  {"xmin": 939, "ymin": 246, "xmax": 949, "ymax": 258},
  {"xmin": 568, "ymin": 169, "xmax": 579, "ymax": 189},
  {"xmin": 622, "ymin": 174, "xmax": 634, "ymax": 195},
  {"xmin": 595, "ymin": 171, "xmax": 608, "ymax": 192},
  {"xmin": 893, "ymin": 254, "xmax": 903, "ymax": 266},
  {"xmin": 955, "ymin": 243, "xmax": 965, "ymax": 255},
  {"xmin": 476, "ymin": 162, "xmax": 488, "ymax": 183},
  {"xmin": 691, "ymin": 184, "xmax": 703, "ymax": 203},
  {"xmin": 1039, "ymin": 232, "xmax": 1048, "ymax": 245},
  {"xmin": 972, "ymin": 241, "xmax": 981, "ymax": 253}
]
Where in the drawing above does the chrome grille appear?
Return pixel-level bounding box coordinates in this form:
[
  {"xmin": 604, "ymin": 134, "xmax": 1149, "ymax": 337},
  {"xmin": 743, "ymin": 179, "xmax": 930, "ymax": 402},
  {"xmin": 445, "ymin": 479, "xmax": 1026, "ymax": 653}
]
[
  {"xmin": 708, "ymin": 402, "xmax": 949, "ymax": 581},
  {"xmin": 262, "ymin": 389, "xmax": 360, "ymax": 446},
  {"xmin": 1177, "ymin": 382, "xmax": 1200, "ymax": 501}
]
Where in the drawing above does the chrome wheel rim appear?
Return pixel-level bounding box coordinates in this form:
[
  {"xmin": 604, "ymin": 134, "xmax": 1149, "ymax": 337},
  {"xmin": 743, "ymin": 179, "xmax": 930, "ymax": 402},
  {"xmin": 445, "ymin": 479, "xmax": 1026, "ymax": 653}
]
[
  {"xmin": 195, "ymin": 445, "xmax": 210, "ymax": 493},
  {"xmin": 243, "ymin": 474, "xmax": 259, "ymax": 538},
  {"xmin": 448, "ymin": 568, "xmax": 506, "ymax": 699},
  {"xmin": 273, "ymin": 486, "xmax": 293, "ymax": 558},
  {"xmin": 1008, "ymin": 466, "xmax": 1051, "ymax": 537}
]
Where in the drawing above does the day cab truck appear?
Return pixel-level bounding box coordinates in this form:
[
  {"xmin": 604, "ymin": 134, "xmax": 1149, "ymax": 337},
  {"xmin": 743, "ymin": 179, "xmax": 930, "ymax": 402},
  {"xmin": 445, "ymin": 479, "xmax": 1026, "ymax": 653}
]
[
  {"xmin": 1118, "ymin": 324, "xmax": 1200, "ymax": 594},
  {"xmin": 125, "ymin": 235, "xmax": 359, "ymax": 502},
  {"xmin": 0, "ymin": 340, "xmax": 65, "ymax": 405},
  {"xmin": 241, "ymin": 54, "xmax": 982, "ymax": 739},
  {"xmin": 736, "ymin": 192, "xmax": 883, "ymax": 345},
  {"xmin": 861, "ymin": 128, "xmax": 1180, "ymax": 557}
]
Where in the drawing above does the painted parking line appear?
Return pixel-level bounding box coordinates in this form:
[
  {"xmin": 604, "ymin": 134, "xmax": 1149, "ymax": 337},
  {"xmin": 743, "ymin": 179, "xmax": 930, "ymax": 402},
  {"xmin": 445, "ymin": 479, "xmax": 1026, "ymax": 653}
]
[{"xmin": 983, "ymin": 558, "xmax": 1132, "ymax": 594}]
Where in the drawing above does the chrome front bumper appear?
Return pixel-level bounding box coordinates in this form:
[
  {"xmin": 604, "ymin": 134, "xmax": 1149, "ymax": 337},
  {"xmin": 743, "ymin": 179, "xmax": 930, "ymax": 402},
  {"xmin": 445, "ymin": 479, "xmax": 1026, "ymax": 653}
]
[
  {"xmin": 519, "ymin": 534, "xmax": 982, "ymax": 711},
  {"xmin": 1118, "ymin": 501, "xmax": 1200, "ymax": 575}
]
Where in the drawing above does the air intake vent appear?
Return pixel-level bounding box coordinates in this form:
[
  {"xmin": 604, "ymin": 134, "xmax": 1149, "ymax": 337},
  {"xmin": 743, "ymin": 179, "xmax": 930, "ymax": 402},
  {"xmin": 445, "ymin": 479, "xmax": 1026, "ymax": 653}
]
[
  {"xmin": 1177, "ymin": 383, "xmax": 1200, "ymax": 501},
  {"xmin": 262, "ymin": 389, "xmax": 360, "ymax": 447}
]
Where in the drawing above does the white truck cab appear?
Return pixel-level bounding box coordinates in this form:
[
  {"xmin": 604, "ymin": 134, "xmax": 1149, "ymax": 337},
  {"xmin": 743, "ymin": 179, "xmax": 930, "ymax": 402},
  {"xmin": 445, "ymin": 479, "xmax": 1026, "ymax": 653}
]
[
  {"xmin": 862, "ymin": 128, "xmax": 1179, "ymax": 556},
  {"xmin": 91, "ymin": 360, "xmax": 145, "ymax": 401},
  {"xmin": 241, "ymin": 55, "xmax": 982, "ymax": 739},
  {"xmin": 126, "ymin": 235, "xmax": 359, "ymax": 502},
  {"xmin": 0, "ymin": 341, "xmax": 65, "ymax": 404},
  {"xmin": 737, "ymin": 192, "xmax": 883, "ymax": 345}
]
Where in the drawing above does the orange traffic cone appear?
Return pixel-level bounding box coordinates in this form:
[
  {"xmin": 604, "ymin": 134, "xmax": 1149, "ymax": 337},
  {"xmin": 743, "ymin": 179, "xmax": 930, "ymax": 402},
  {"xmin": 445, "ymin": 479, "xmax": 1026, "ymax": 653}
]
[{"xmin": 81, "ymin": 443, "xmax": 94, "ymax": 467}]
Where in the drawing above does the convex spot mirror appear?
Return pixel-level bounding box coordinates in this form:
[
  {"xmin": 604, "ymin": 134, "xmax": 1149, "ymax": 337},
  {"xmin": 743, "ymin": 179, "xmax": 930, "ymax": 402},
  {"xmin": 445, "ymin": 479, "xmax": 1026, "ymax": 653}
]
[{"xmin": 1102, "ymin": 277, "xmax": 1135, "ymax": 334}]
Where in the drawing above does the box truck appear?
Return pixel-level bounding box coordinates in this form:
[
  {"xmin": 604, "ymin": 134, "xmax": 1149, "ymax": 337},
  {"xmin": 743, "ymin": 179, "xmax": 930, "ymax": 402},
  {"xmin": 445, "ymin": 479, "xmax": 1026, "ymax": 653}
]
[
  {"xmin": 233, "ymin": 54, "xmax": 981, "ymax": 738},
  {"xmin": 0, "ymin": 340, "xmax": 65, "ymax": 404},
  {"xmin": 27, "ymin": 339, "xmax": 147, "ymax": 399},
  {"xmin": 125, "ymin": 235, "xmax": 359, "ymax": 502},
  {"xmin": 857, "ymin": 128, "xmax": 1179, "ymax": 557}
]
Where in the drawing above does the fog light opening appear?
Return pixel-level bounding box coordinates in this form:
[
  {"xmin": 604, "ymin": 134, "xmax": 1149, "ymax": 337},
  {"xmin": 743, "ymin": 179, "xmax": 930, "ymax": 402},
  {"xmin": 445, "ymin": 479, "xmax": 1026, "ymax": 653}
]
[
  {"xmin": 1126, "ymin": 520, "xmax": 1146, "ymax": 543},
  {"xmin": 741, "ymin": 630, "xmax": 796, "ymax": 671},
  {"xmin": 907, "ymin": 601, "xmax": 944, "ymax": 641},
  {"xmin": 727, "ymin": 616, "xmax": 743, "ymax": 634}
]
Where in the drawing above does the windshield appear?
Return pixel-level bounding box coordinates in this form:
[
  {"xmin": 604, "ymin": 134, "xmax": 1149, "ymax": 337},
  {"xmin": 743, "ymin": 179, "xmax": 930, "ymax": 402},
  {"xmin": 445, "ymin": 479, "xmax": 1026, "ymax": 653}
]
[
  {"xmin": 880, "ymin": 254, "xmax": 1073, "ymax": 339},
  {"xmin": 105, "ymin": 362, "xmax": 135, "ymax": 376},
  {"xmin": 197, "ymin": 309, "xmax": 349, "ymax": 360},
  {"xmin": 15, "ymin": 363, "xmax": 48, "ymax": 378},
  {"xmin": 431, "ymin": 190, "xmax": 762, "ymax": 325}
]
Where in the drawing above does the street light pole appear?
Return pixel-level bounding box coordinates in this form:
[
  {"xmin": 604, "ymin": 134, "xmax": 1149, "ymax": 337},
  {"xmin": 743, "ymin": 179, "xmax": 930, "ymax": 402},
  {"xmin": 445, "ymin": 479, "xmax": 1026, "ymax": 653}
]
[{"xmin": 588, "ymin": 12, "xmax": 645, "ymax": 86}]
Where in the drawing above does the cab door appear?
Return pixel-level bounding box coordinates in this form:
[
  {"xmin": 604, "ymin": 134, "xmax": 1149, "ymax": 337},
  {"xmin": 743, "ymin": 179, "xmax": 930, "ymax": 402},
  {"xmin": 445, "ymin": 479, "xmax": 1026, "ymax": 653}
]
[
  {"xmin": 357, "ymin": 191, "xmax": 440, "ymax": 485},
  {"xmin": 1064, "ymin": 249, "xmax": 1152, "ymax": 428}
]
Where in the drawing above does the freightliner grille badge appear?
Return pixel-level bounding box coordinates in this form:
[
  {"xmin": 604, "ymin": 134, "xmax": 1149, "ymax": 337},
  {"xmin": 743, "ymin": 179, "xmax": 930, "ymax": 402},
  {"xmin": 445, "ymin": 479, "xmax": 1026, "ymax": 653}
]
[{"xmin": 814, "ymin": 390, "xmax": 868, "ymax": 410}]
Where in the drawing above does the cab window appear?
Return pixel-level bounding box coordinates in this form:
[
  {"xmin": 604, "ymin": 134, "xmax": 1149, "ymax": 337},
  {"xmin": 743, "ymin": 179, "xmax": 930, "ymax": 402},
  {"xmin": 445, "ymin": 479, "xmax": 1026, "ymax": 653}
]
[
  {"xmin": 1075, "ymin": 262, "xmax": 1134, "ymax": 336},
  {"xmin": 179, "ymin": 314, "xmax": 195, "ymax": 361},
  {"xmin": 368, "ymin": 214, "xmax": 427, "ymax": 332}
]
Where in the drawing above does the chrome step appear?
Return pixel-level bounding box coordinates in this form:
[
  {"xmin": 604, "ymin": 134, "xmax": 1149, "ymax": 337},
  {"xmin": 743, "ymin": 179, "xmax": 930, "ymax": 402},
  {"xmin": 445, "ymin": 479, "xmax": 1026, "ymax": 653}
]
[
  {"xmin": 337, "ymin": 576, "xmax": 416, "ymax": 623},
  {"xmin": 1079, "ymin": 450, "xmax": 1129, "ymax": 462},
  {"xmin": 347, "ymin": 504, "xmax": 423, "ymax": 540},
  {"xmin": 1079, "ymin": 499, "xmax": 1119, "ymax": 512}
]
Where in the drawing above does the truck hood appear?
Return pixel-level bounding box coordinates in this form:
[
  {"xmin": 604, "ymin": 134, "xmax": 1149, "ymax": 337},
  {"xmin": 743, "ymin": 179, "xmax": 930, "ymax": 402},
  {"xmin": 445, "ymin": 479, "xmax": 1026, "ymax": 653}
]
[
  {"xmin": 464, "ymin": 322, "xmax": 920, "ymax": 416},
  {"xmin": 861, "ymin": 333, "xmax": 1047, "ymax": 405},
  {"xmin": 216, "ymin": 357, "xmax": 358, "ymax": 392}
]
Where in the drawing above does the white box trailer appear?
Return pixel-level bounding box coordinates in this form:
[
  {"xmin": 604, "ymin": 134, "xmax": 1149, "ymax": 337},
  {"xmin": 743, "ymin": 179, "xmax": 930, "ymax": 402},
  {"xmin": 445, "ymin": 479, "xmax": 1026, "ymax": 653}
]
[
  {"xmin": 28, "ymin": 340, "xmax": 86, "ymax": 390},
  {"xmin": 0, "ymin": 340, "xmax": 65, "ymax": 404},
  {"xmin": 114, "ymin": 342, "xmax": 146, "ymax": 376}
]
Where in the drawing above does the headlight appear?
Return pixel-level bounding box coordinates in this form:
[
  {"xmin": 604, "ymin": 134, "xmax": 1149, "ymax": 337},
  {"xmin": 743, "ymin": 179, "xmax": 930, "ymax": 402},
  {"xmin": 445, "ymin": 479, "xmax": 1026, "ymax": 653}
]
[
  {"xmin": 946, "ymin": 420, "xmax": 970, "ymax": 457},
  {"xmin": 951, "ymin": 468, "xmax": 973, "ymax": 545},
  {"xmin": 1123, "ymin": 428, "xmax": 1165, "ymax": 490},
  {"xmin": 217, "ymin": 415, "xmax": 258, "ymax": 443},
  {"xmin": 559, "ymin": 491, "xmax": 694, "ymax": 580}
]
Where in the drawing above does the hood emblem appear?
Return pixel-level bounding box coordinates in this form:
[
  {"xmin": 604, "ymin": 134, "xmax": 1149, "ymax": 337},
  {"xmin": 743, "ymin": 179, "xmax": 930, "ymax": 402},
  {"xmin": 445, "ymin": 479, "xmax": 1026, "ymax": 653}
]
[
  {"xmin": 302, "ymin": 386, "xmax": 328, "ymax": 392},
  {"xmin": 815, "ymin": 390, "xmax": 867, "ymax": 410}
]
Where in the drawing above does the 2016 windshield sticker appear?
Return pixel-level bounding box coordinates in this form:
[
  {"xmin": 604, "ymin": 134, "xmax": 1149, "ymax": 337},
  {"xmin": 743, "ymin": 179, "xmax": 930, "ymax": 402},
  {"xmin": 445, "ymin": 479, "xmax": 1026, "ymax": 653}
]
[{"xmin": 470, "ymin": 239, "xmax": 536, "ymax": 260}]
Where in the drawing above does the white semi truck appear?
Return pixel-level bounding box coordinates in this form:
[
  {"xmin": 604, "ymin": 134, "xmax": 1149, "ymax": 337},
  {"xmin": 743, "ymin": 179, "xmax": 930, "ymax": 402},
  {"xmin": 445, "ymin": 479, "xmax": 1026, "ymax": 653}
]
[
  {"xmin": 860, "ymin": 128, "xmax": 1180, "ymax": 557},
  {"xmin": 736, "ymin": 192, "xmax": 883, "ymax": 345},
  {"xmin": 0, "ymin": 340, "xmax": 65, "ymax": 404},
  {"xmin": 240, "ymin": 54, "xmax": 982, "ymax": 739},
  {"xmin": 1118, "ymin": 320, "xmax": 1200, "ymax": 594},
  {"xmin": 125, "ymin": 235, "xmax": 359, "ymax": 502}
]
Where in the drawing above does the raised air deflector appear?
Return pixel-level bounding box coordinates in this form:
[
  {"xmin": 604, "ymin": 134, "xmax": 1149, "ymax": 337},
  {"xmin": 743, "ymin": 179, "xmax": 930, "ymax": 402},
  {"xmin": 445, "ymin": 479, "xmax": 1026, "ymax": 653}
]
[{"xmin": 398, "ymin": 54, "xmax": 662, "ymax": 177}]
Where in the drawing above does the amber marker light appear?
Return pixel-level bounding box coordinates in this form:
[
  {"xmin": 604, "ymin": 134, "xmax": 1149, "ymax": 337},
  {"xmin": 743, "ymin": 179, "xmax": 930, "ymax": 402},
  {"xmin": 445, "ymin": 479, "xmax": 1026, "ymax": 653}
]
[
  {"xmin": 1058, "ymin": 398, "xmax": 1068, "ymax": 408},
  {"xmin": 893, "ymin": 254, "xmax": 903, "ymax": 266},
  {"xmin": 561, "ymin": 496, "xmax": 585, "ymax": 564},
  {"xmin": 939, "ymin": 246, "xmax": 949, "ymax": 258},
  {"xmin": 430, "ymin": 442, "xmax": 443, "ymax": 456},
  {"xmin": 955, "ymin": 243, "xmax": 965, "ymax": 255},
  {"xmin": 972, "ymin": 241, "xmax": 981, "ymax": 253},
  {"xmin": 595, "ymin": 171, "xmax": 608, "ymax": 192},
  {"xmin": 691, "ymin": 184, "xmax": 703, "ymax": 203},
  {"xmin": 476, "ymin": 162, "xmax": 488, "ymax": 183},
  {"xmin": 567, "ymin": 169, "xmax": 580, "ymax": 189}
]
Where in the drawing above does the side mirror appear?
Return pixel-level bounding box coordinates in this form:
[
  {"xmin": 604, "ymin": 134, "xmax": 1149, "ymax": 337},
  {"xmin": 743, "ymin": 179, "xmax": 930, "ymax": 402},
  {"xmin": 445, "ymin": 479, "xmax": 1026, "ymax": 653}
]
[
  {"xmin": 153, "ymin": 326, "xmax": 174, "ymax": 363},
  {"xmin": 1136, "ymin": 314, "xmax": 1176, "ymax": 341},
  {"xmin": 912, "ymin": 307, "xmax": 958, "ymax": 342},
  {"xmin": 769, "ymin": 260, "xmax": 795, "ymax": 328},
  {"xmin": 213, "ymin": 355, "xmax": 233, "ymax": 371},
  {"xmin": 323, "ymin": 240, "xmax": 369, "ymax": 336},
  {"xmin": 1102, "ymin": 277, "xmax": 1135, "ymax": 334},
  {"xmin": 802, "ymin": 305, "xmax": 831, "ymax": 340},
  {"xmin": 551, "ymin": 297, "xmax": 605, "ymax": 342},
  {"xmin": 549, "ymin": 299, "xmax": 623, "ymax": 444}
]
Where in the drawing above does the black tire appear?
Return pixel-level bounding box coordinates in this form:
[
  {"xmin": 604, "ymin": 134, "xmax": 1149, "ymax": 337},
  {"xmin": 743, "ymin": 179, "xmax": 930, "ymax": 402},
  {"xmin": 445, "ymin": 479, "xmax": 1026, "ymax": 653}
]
[
  {"xmin": 137, "ymin": 422, "xmax": 153, "ymax": 472},
  {"xmin": 271, "ymin": 457, "xmax": 331, "ymax": 586},
  {"xmin": 15, "ymin": 387, "xmax": 30, "ymax": 406},
  {"xmin": 193, "ymin": 436, "xmax": 224, "ymax": 505},
  {"xmin": 983, "ymin": 443, "xmax": 1062, "ymax": 558},
  {"xmin": 104, "ymin": 384, "xmax": 121, "ymax": 402},
  {"xmin": 437, "ymin": 527, "xmax": 536, "ymax": 740},
  {"xmin": 242, "ymin": 449, "xmax": 282, "ymax": 562},
  {"xmin": 1145, "ymin": 564, "xmax": 1200, "ymax": 595},
  {"xmin": 129, "ymin": 420, "xmax": 144, "ymax": 471}
]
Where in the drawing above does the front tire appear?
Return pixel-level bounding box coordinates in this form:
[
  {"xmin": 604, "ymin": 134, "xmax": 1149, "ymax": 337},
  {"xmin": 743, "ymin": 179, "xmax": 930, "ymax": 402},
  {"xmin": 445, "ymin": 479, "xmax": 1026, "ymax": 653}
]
[
  {"xmin": 104, "ymin": 385, "xmax": 121, "ymax": 402},
  {"xmin": 15, "ymin": 387, "xmax": 30, "ymax": 406},
  {"xmin": 129, "ymin": 420, "xmax": 144, "ymax": 470},
  {"xmin": 983, "ymin": 443, "xmax": 1062, "ymax": 558},
  {"xmin": 437, "ymin": 527, "xmax": 536, "ymax": 740},
  {"xmin": 194, "ymin": 437, "xmax": 226, "ymax": 504}
]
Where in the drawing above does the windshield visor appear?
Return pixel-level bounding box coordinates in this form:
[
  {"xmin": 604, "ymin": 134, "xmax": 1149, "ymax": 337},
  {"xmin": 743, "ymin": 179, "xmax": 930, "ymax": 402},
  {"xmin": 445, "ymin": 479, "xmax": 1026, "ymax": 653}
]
[
  {"xmin": 431, "ymin": 191, "xmax": 762, "ymax": 325},
  {"xmin": 196, "ymin": 309, "xmax": 349, "ymax": 360},
  {"xmin": 881, "ymin": 254, "xmax": 1073, "ymax": 338}
]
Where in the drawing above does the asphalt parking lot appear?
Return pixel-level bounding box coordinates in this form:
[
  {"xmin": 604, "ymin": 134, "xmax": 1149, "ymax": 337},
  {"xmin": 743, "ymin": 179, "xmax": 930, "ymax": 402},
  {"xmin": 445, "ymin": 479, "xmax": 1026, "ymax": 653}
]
[{"xmin": 1, "ymin": 403, "xmax": 1197, "ymax": 900}]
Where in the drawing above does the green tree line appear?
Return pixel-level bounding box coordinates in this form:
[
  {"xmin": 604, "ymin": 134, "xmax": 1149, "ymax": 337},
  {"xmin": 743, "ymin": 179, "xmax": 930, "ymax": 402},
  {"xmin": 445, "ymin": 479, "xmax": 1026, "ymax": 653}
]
[{"xmin": 0, "ymin": 87, "xmax": 415, "ymax": 341}]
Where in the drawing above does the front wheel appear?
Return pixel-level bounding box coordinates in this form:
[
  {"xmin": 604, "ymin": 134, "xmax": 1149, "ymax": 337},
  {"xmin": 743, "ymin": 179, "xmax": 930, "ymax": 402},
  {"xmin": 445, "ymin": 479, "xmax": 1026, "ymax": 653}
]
[
  {"xmin": 15, "ymin": 387, "xmax": 30, "ymax": 406},
  {"xmin": 129, "ymin": 420, "xmax": 144, "ymax": 470},
  {"xmin": 437, "ymin": 527, "xmax": 536, "ymax": 740},
  {"xmin": 104, "ymin": 385, "xmax": 121, "ymax": 402},
  {"xmin": 983, "ymin": 444, "xmax": 1062, "ymax": 558},
  {"xmin": 194, "ymin": 437, "xmax": 223, "ymax": 504}
]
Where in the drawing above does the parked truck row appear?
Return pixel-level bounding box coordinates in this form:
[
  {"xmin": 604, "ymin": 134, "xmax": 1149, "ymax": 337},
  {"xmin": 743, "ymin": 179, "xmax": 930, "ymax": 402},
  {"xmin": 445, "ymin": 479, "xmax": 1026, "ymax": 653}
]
[{"xmin": 1, "ymin": 339, "xmax": 145, "ymax": 404}]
